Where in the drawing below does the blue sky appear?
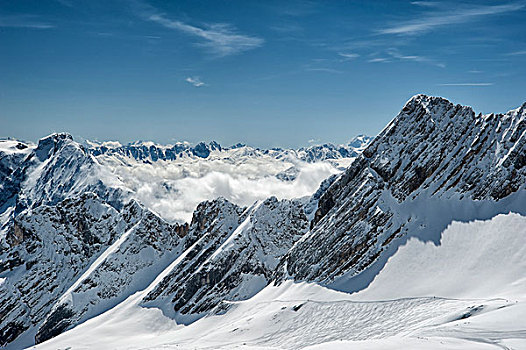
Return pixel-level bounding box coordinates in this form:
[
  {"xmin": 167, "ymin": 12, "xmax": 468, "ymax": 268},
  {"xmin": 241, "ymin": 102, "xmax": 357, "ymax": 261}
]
[{"xmin": 1, "ymin": 0, "xmax": 525, "ymax": 148}]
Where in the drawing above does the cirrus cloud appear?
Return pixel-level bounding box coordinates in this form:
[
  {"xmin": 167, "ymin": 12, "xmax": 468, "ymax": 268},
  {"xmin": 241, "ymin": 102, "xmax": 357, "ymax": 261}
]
[
  {"xmin": 185, "ymin": 76, "xmax": 206, "ymax": 87},
  {"xmin": 378, "ymin": 2, "xmax": 525, "ymax": 36}
]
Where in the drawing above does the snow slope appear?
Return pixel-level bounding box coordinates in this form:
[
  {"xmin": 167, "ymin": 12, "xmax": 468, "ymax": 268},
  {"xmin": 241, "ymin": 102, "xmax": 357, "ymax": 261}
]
[
  {"xmin": 32, "ymin": 212, "xmax": 526, "ymax": 350},
  {"xmin": 352, "ymin": 213, "xmax": 526, "ymax": 300},
  {"xmin": 281, "ymin": 95, "xmax": 526, "ymax": 289}
]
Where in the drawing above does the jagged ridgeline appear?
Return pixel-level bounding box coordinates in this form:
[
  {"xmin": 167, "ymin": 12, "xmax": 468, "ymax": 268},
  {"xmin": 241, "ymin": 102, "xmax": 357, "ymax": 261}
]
[
  {"xmin": 87, "ymin": 135, "xmax": 372, "ymax": 163},
  {"xmin": 0, "ymin": 95, "xmax": 525, "ymax": 348}
]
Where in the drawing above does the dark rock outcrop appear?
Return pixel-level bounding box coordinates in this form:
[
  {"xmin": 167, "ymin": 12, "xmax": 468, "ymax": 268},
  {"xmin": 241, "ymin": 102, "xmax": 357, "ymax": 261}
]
[{"xmin": 278, "ymin": 95, "xmax": 526, "ymax": 286}]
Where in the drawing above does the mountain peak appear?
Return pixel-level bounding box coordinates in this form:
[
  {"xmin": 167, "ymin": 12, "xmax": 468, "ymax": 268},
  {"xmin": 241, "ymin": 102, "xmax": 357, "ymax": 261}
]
[
  {"xmin": 39, "ymin": 132, "xmax": 73, "ymax": 143},
  {"xmin": 35, "ymin": 133, "xmax": 75, "ymax": 161},
  {"xmin": 404, "ymin": 94, "xmax": 456, "ymax": 110}
]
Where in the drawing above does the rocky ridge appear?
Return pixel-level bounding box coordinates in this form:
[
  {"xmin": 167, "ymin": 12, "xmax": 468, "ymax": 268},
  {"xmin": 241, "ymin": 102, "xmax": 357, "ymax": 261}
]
[{"xmin": 279, "ymin": 95, "xmax": 526, "ymax": 287}]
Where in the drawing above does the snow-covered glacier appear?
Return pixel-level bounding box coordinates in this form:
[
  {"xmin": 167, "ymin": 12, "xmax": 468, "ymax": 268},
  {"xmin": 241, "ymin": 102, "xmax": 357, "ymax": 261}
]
[
  {"xmin": 1, "ymin": 95, "xmax": 526, "ymax": 349},
  {"xmin": 0, "ymin": 130, "xmax": 370, "ymax": 348}
]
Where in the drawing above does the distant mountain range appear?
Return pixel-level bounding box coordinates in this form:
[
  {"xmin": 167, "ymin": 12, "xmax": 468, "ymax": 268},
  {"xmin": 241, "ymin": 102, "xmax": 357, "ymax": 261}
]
[{"xmin": 85, "ymin": 134, "xmax": 373, "ymax": 163}]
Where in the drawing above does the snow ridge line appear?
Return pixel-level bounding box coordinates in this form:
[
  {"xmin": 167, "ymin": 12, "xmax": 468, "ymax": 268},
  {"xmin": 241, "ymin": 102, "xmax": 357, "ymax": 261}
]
[{"xmin": 58, "ymin": 221, "xmax": 142, "ymax": 305}]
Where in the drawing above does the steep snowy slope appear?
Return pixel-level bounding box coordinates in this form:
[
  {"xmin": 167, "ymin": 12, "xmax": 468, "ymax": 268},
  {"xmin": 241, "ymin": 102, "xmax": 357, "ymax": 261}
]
[
  {"xmin": 0, "ymin": 193, "xmax": 134, "ymax": 347},
  {"xmin": 0, "ymin": 192, "xmax": 189, "ymax": 348},
  {"xmin": 143, "ymin": 197, "xmax": 308, "ymax": 318},
  {"xmin": 34, "ymin": 200, "xmax": 189, "ymax": 344},
  {"xmin": 33, "ymin": 213, "xmax": 526, "ymax": 350},
  {"xmin": 280, "ymin": 95, "xmax": 526, "ymax": 290}
]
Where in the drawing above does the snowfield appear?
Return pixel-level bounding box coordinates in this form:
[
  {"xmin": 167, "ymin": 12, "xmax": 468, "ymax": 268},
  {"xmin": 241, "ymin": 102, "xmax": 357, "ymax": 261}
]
[{"xmin": 31, "ymin": 213, "xmax": 526, "ymax": 350}]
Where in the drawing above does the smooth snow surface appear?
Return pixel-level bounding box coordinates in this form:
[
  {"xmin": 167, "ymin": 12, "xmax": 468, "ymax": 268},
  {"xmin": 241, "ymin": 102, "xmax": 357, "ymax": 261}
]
[
  {"xmin": 352, "ymin": 213, "xmax": 526, "ymax": 300},
  {"xmin": 32, "ymin": 213, "xmax": 526, "ymax": 350}
]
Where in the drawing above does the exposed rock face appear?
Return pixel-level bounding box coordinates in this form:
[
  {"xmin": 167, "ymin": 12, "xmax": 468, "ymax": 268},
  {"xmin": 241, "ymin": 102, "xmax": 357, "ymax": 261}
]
[
  {"xmin": 142, "ymin": 198, "xmax": 247, "ymax": 316},
  {"xmin": 34, "ymin": 200, "xmax": 189, "ymax": 344},
  {"xmin": 0, "ymin": 193, "xmax": 133, "ymax": 346},
  {"xmin": 279, "ymin": 95, "xmax": 526, "ymax": 285},
  {"xmin": 143, "ymin": 197, "xmax": 308, "ymax": 317},
  {"xmin": 34, "ymin": 133, "xmax": 73, "ymax": 162}
]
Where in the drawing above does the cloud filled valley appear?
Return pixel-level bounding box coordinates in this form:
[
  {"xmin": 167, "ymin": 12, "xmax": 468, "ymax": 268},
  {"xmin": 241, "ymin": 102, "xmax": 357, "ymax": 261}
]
[{"xmin": 96, "ymin": 149, "xmax": 343, "ymax": 222}]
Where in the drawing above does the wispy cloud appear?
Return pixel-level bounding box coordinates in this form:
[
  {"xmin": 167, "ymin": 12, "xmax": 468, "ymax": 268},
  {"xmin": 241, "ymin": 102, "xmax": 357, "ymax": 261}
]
[
  {"xmin": 378, "ymin": 2, "xmax": 525, "ymax": 35},
  {"xmin": 0, "ymin": 14, "xmax": 55, "ymax": 29},
  {"xmin": 410, "ymin": 1, "xmax": 441, "ymax": 7},
  {"xmin": 134, "ymin": 2, "xmax": 263, "ymax": 57},
  {"xmin": 385, "ymin": 48, "xmax": 445, "ymax": 67},
  {"xmin": 185, "ymin": 76, "xmax": 207, "ymax": 87},
  {"xmin": 338, "ymin": 52, "xmax": 360, "ymax": 60},
  {"xmin": 368, "ymin": 57, "xmax": 390, "ymax": 63},
  {"xmin": 303, "ymin": 58, "xmax": 343, "ymax": 74},
  {"xmin": 506, "ymin": 50, "xmax": 526, "ymax": 56},
  {"xmin": 438, "ymin": 83, "xmax": 493, "ymax": 86}
]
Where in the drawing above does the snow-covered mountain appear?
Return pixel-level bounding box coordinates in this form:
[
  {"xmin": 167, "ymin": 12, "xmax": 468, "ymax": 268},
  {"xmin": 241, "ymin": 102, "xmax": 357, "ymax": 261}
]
[
  {"xmin": 1, "ymin": 95, "xmax": 525, "ymax": 349},
  {"xmin": 0, "ymin": 131, "xmax": 368, "ymax": 347},
  {"xmin": 278, "ymin": 94, "xmax": 526, "ymax": 289},
  {"xmin": 142, "ymin": 196, "xmax": 308, "ymax": 319},
  {"xmin": 86, "ymin": 136, "xmax": 373, "ymax": 163}
]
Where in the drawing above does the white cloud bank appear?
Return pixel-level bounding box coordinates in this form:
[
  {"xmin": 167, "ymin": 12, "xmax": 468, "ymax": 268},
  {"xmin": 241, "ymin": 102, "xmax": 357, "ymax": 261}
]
[{"xmin": 97, "ymin": 152, "xmax": 342, "ymax": 223}]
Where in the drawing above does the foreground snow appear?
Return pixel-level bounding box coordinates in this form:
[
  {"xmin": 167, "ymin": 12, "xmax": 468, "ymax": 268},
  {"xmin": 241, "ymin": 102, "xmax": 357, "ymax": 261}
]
[{"xmin": 32, "ymin": 213, "xmax": 526, "ymax": 350}]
